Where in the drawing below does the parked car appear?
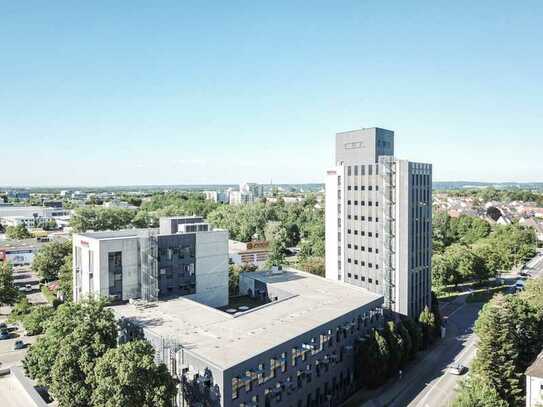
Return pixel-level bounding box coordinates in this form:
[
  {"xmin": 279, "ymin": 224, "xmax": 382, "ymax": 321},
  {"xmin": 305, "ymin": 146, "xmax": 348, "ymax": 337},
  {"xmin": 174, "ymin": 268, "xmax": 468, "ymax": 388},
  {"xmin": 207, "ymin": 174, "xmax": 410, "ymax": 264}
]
[
  {"xmin": 25, "ymin": 284, "xmax": 33, "ymax": 292},
  {"xmin": 13, "ymin": 340, "xmax": 25, "ymax": 350},
  {"xmin": 0, "ymin": 330, "xmax": 10, "ymax": 340},
  {"xmin": 0, "ymin": 322, "xmax": 7, "ymax": 330},
  {"xmin": 447, "ymin": 364, "xmax": 467, "ymax": 375},
  {"xmin": 515, "ymin": 279, "xmax": 526, "ymax": 292}
]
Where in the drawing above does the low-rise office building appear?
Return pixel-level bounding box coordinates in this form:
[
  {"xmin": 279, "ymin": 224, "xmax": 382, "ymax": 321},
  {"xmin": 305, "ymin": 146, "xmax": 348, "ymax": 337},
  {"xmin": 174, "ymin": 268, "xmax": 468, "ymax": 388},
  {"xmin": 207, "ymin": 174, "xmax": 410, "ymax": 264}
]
[
  {"xmin": 0, "ymin": 206, "xmax": 71, "ymax": 228},
  {"xmin": 113, "ymin": 268, "xmax": 384, "ymax": 407},
  {"xmin": 72, "ymin": 216, "xmax": 229, "ymax": 307},
  {"xmin": 229, "ymin": 240, "xmax": 270, "ymax": 267}
]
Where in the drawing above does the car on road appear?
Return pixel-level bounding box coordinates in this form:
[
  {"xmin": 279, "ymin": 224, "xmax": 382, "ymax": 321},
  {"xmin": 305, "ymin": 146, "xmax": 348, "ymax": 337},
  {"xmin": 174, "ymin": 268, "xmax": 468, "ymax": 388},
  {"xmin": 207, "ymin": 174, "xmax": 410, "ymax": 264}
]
[
  {"xmin": 519, "ymin": 271, "xmax": 531, "ymax": 277},
  {"xmin": 447, "ymin": 364, "xmax": 467, "ymax": 375},
  {"xmin": 13, "ymin": 340, "xmax": 25, "ymax": 350},
  {"xmin": 0, "ymin": 329, "xmax": 10, "ymax": 340},
  {"xmin": 0, "ymin": 322, "xmax": 7, "ymax": 330},
  {"xmin": 515, "ymin": 279, "xmax": 526, "ymax": 291}
]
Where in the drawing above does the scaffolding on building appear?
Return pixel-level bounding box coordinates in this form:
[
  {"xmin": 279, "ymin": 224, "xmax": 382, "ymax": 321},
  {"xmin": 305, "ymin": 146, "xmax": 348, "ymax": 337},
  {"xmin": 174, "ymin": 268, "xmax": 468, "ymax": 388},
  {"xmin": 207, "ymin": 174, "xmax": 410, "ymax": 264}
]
[
  {"xmin": 140, "ymin": 230, "xmax": 159, "ymax": 302},
  {"xmin": 380, "ymin": 156, "xmax": 396, "ymax": 311}
]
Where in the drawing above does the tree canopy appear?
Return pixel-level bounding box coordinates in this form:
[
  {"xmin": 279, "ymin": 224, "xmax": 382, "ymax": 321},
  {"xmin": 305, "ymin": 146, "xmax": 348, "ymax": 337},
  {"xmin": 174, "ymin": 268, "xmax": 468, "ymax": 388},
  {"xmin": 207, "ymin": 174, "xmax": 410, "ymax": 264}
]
[
  {"xmin": 32, "ymin": 239, "xmax": 72, "ymax": 281},
  {"xmin": 6, "ymin": 223, "xmax": 32, "ymax": 239},
  {"xmin": 0, "ymin": 262, "xmax": 19, "ymax": 306},
  {"xmin": 91, "ymin": 340, "xmax": 177, "ymax": 407}
]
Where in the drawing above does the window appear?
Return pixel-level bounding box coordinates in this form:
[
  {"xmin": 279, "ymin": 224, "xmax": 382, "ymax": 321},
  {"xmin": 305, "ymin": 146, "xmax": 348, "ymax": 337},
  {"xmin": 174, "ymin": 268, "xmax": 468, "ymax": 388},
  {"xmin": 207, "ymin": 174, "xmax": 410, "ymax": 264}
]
[
  {"xmin": 354, "ymin": 245, "xmax": 358, "ymax": 250},
  {"xmin": 347, "ymin": 229, "xmax": 351, "ymax": 234},
  {"xmin": 347, "ymin": 258, "xmax": 352, "ymax": 263},
  {"xmin": 369, "ymin": 278, "xmax": 373, "ymax": 283},
  {"xmin": 354, "ymin": 200, "xmax": 358, "ymax": 205},
  {"xmin": 369, "ymin": 263, "xmax": 373, "ymax": 268},
  {"xmin": 354, "ymin": 275, "xmax": 359, "ymax": 280},
  {"xmin": 361, "ymin": 246, "xmax": 365, "ymax": 252},
  {"xmin": 347, "ymin": 273, "xmax": 352, "ymax": 278},
  {"xmin": 354, "ymin": 215, "xmax": 358, "ymax": 220},
  {"xmin": 354, "ymin": 230, "xmax": 358, "ymax": 235},
  {"xmin": 376, "ymin": 233, "xmax": 379, "ymax": 238},
  {"xmin": 376, "ymin": 217, "xmax": 379, "ymax": 223},
  {"xmin": 354, "ymin": 186, "xmax": 358, "ymax": 191},
  {"xmin": 347, "ymin": 186, "xmax": 352, "ymax": 191},
  {"xmin": 368, "ymin": 201, "xmax": 372, "ymax": 206},
  {"xmin": 368, "ymin": 232, "xmax": 372, "ymax": 237},
  {"xmin": 368, "ymin": 248, "xmax": 373, "ymax": 253},
  {"xmin": 368, "ymin": 186, "xmax": 372, "ymax": 191},
  {"xmin": 376, "ymin": 280, "xmax": 379, "ymax": 285},
  {"xmin": 361, "ymin": 185, "xmax": 366, "ymax": 191},
  {"xmin": 347, "ymin": 200, "xmax": 352, "ymax": 205},
  {"xmin": 368, "ymin": 217, "xmax": 373, "ymax": 222},
  {"xmin": 361, "ymin": 276, "xmax": 365, "ymax": 281},
  {"xmin": 354, "ymin": 260, "xmax": 358, "ymax": 265},
  {"xmin": 376, "ymin": 264, "xmax": 379, "ymax": 270}
]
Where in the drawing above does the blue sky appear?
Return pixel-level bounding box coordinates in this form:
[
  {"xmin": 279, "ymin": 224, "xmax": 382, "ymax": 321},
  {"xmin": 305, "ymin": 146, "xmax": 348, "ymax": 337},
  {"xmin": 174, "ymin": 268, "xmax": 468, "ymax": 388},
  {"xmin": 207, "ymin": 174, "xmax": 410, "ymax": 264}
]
[{"xmin": 1, "ymin": 1, "xmax": 542, "ymax": 186}]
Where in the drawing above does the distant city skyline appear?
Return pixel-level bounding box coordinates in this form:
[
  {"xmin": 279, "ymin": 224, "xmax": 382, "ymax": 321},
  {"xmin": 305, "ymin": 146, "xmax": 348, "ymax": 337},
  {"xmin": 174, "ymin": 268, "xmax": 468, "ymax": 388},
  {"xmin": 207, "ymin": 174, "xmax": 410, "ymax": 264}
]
[{"xmin": 1, "ymin": 1, "xmax": 542, "ymax": 186}]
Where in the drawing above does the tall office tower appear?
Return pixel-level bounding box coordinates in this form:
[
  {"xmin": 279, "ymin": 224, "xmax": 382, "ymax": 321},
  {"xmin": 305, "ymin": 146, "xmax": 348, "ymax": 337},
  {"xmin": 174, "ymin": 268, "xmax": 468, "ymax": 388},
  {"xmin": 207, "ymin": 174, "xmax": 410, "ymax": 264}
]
[{"xmin": 325, "ymin": 128, "xmax": 432, "ymax": 317}]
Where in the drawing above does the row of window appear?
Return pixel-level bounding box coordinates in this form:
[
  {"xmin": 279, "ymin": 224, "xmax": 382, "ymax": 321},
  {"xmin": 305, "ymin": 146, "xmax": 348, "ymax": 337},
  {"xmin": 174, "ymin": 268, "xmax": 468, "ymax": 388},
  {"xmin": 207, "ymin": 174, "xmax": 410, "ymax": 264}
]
[
  {"xmin": 346, "ymin": 259, "xmax": 379, "ymax": 269},
  {"xmin": 347, "ymin": 185, "xmax": 379, "ymax": 191},
  {"xmin": 347, "ymin": 244, "xmax": 379, "ymax": 254},
  {"xmin": 346, "ymin": 230, "xmax": 379, "ymax": 238},
  {"xmin": 347, "ymin": 200, "xmax": 379, "ymax": 207},
  {"xmin": 347, "ymin": 273, "xmax": 379, "ymax": 284},
  {"xmin": 232, "ymin": 309, "xmax": 383, "ymax": 400},
  {"xmin": 347, "ymin": 165, "xmax": 378, "ymax": 176}
]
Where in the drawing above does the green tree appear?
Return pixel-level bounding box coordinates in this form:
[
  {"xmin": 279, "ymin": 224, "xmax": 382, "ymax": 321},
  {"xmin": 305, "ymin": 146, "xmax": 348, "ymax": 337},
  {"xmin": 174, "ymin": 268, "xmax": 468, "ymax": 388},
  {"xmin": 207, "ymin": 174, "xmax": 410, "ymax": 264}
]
[
  {"xmin": 266, "ymin": 225, "xmax": 289, "ymax": 268},
  {"xmin": 357, "ymin": 329, "xmax": 391, "ymax": 388},
  {"xmin": 23, "ymin": 299, "xmax": 118, "ymax": 390},
  {"xmin": 397, "ymin": 321, "xmax": 413, "ymax": 364},
  {"xmin": 453, "ymin": 377, "xmax": 508, "ymax": 407},
  {"xmin": 58, "ymin": 254, "xmax": 73, "ymax": 300},
  {"xmin": 8, "ymin": 296, "xmax": 32, "ymax": 323},
  {"xmin": 6, "ymin": 223, "xmax": 32, "ymax": 239},
  {"xmin": 32, "ymin": 240, "xmax": 72, "ymax": 281},
  {"xmin": 471, "ymin": 294, "xmax": 540, "ymax": 406},
  {"xmin": 418, "ymin": 306, "xmax": 437, "ymax": 349},
  {"xmin": 23, "ymin": 306, "xmax": 55, "ymax": 335},
  {"xmin": 70, "ymin": 207, "xmax": 136, "ymax": 232},
  {"xmin": 0, "ymin": 262, "xmax": 19, "ymax": 306},
  {"xmin": 90, "ymin": 340, "xmax": 177, "ymax": 407},
  {"xmin": 298, "ymin": 256, "xmax": 325, "ymax": 277},
  {"xmin": 402, "ymin": 318, "xmax": 422, "ymax": 355},
  {"xmin": 382, "ymin": 321, "xmax": 404, "ymax": 375}
]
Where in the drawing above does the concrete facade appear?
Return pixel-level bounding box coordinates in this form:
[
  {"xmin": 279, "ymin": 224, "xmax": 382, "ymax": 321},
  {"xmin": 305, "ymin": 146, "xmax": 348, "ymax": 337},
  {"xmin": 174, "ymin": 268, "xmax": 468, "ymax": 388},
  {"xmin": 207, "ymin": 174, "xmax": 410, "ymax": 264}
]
[
  {"xmin": 113, "ymin": 268, "xmax": 384, "ymax": 407},
  {"xmin": 325, "ymin": 127, "xmax": 432, "ymax": 318},
  {"xmin": 73, "ymin": 217, "xmax": 229, "ymax": 307}
]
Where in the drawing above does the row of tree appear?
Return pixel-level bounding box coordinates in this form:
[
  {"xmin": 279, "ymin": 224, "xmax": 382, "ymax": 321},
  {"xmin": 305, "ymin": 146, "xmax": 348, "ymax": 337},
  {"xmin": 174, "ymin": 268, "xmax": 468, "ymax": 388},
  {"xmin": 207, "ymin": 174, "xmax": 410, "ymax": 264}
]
[
  {"xmin": 444, "ymin": 187, "xmax": 543, "ymax": 206},
  {"xmin": 357, "ymin": 302, "xmax": 441, "ymax": 389},
  {"xmin": 23, "ymin": 299, "xmax": 177, "ymax": 407},
  {"xmin": 432, "ymin": 214, "xmax": 536, "ymax": 290},
  {"xmin": 454, "ymin": 279, "xmax": 543, "ymax": 407}
]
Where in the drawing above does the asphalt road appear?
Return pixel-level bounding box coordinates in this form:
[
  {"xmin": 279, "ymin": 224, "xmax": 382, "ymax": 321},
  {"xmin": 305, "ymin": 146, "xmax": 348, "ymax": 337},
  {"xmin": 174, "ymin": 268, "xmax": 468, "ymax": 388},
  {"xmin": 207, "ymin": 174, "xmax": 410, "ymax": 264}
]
[{"xmin": 400, "ymin": 251, "xmax": 543, "ymax": 407}]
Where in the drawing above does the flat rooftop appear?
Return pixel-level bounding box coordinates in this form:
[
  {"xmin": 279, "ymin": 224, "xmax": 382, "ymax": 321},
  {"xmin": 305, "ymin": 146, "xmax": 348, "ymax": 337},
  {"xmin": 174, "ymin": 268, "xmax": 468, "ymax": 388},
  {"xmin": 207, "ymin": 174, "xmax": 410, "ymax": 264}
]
[
  {"xmin": 76, "ymin": 229, "xmax": 153, "ymax": 240},
  {"xmin": 111, "ymin": 269, "xmax": 383, "ymax": 369}
]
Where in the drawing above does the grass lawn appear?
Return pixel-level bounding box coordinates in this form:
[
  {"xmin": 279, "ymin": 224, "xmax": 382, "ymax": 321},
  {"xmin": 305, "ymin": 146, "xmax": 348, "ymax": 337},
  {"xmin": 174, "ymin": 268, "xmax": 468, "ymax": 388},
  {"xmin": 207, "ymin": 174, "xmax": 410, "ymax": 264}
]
[{"xmin": 466, "ymin": 285, "xmax": 510, "ymax": 303}]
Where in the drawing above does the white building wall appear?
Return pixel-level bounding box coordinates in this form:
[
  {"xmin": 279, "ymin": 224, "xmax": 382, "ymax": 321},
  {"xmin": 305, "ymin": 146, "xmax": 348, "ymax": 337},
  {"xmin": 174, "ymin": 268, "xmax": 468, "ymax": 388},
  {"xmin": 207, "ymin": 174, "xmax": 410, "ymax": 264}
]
[
  {"xmin": 325, "ymin": 168, "xmax": 341, "ymax": 281},
  {"xmin": 188, "ymin": 230, "xmax": 229, "ymax": 307},
  {"xmin": 97, "ymin": 238, "xmax": 140, "ymax": 300},
  {"xmin": 526, "ymin": 375, "xmax": 543, "ymax": 407}
]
